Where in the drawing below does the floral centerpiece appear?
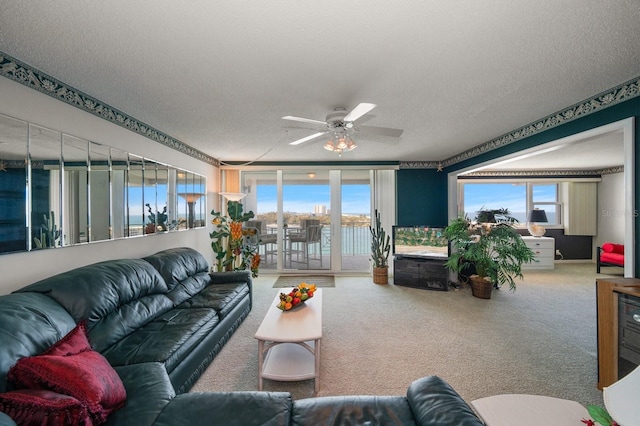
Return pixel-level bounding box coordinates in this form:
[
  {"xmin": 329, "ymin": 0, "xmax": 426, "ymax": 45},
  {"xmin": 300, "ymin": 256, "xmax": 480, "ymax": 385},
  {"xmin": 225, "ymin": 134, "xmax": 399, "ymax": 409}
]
[
  {"xmin": 276, "ymin": 283, "xmax": 317, "ymax": 311},
  {"xmin": 210, "ymin": 200, "xmax": 260, "ymax": 277},
  {"xmin": 582, "ymin": 405, "xmax": 619, "ymax": 426}
]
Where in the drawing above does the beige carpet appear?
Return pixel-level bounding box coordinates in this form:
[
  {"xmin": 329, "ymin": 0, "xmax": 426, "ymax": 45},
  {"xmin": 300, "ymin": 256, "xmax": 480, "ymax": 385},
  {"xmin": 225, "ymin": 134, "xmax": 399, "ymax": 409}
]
[
  {"xmin": 192, "ymin": 264, "xmax": 622, "ymax": 408},
  {"xmin": 273, "ymin": 275, "xmax": 335, "ymax": 288}
]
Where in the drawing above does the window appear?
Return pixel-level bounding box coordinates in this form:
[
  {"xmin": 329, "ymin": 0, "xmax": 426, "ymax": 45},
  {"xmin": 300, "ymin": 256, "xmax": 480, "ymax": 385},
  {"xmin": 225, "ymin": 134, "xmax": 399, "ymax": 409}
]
[
  {"xmin": 462, "ymin": 183, "xmax": 527, "ymax": 222},
  {"xmin": 530, "ymin": 183, "xmax": 560, "ymax": 225},
  {"xmin": 461, "ymin": 181, "xmax": 560, "ymax": 226}
]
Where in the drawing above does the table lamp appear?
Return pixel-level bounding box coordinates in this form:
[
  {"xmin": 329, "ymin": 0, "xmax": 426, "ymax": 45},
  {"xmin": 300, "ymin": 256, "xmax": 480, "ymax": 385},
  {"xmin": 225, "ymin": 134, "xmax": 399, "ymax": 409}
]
[{"xmin": 527, "ymin": 209, "xmax": 548, "ymax": 237}]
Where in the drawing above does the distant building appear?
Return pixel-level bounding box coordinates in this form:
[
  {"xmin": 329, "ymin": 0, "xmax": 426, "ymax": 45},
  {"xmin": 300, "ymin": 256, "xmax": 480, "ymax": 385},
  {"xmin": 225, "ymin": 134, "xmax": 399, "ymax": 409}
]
[{"xmin": 314, "ymin": 205, "xmax": 327, "ymax": 215}]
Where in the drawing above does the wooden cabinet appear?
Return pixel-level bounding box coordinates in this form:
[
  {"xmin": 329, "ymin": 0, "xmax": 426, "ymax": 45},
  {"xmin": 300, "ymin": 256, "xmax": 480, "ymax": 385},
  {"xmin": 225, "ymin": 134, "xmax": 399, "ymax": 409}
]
[
  {"xmin": 596, "ymin": 278, "xmax": 640, "ymax": 389},
  {"xmin": 521, "ymin": 236, "xmax": 555, "ymax": 270},
  {"xmin": 393, "ymin": 256, "xmax": 449, "ymax": 291}
]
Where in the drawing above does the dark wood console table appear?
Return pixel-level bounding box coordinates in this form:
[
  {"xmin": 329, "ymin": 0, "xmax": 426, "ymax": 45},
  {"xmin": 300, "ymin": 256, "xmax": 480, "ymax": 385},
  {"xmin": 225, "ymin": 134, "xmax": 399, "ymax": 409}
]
[
  {"xmin": 596, "ymin": 277, "xmax": 640, "ymax": 389},
  {"xmin": 393, "ymin": 256, "xmax": 448, "ymax": 291}
]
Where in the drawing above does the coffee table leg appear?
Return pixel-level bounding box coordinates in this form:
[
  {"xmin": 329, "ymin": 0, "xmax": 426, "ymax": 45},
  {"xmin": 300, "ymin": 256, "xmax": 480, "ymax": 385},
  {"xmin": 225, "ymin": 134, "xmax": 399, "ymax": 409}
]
[
  {"xmin": 258, "ymin": 339, "xmax": 264, "ymax": 390},
  {"xmin": 314, "ymin": 338, "xmax": 320, "ymax": 393}
]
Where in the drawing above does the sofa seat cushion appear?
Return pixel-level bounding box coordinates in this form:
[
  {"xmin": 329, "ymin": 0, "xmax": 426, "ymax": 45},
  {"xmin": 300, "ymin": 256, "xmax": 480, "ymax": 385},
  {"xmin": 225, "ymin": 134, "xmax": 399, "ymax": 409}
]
[
  {"xmin": 106, "ymin": 363, "xmax": 175, "ymax": 426},
  {"xmin": 153, "ymin": 391, "xmax": 292, "ymax": 426},
  {"xmin": 101, "ymin": 308, "xmax": 219, "ymax": 374},
  {"xmin": 601, "ymin": 252, "xmax": 624, "ymax": 266},
  {"xmin": 291, "ymin": 395, "xmax": 416, "ymax": 426},
  {"xmin": 0, "ymin": 389, "xmax": 90, "ymax": 426},
  {"xmin": 7, "ymin": 322, "xmax": 126, "ymax": 424},
  {"xmin": 178, "ymin": 282, "xmax": 250, "ymax": 319}
]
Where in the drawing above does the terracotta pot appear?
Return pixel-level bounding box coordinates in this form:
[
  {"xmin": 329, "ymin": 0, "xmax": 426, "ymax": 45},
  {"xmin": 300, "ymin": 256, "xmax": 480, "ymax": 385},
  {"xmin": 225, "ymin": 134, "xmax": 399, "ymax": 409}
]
[
  {"xmin": 469, "ymin": 275, "xmax": 493, "ymax": 299},
  {"xmin": 373, "ymin": 266, "xmax": 388, "ymax": 285}
]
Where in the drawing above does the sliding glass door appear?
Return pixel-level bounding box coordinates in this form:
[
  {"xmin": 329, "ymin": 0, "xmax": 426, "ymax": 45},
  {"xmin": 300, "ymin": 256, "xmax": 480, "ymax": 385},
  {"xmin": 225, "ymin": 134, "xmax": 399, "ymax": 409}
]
[
  {"xmin": 240, "ymin": 168, "xmax": 393, "ymax": 274},
  {"xmin": 341, "ymin": 170, "xmax": 371, "ymax": 271}
]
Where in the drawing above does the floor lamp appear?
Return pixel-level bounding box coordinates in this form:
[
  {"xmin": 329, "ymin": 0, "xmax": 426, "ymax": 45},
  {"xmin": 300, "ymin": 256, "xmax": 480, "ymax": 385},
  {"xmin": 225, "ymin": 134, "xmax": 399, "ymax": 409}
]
[{"xmin": 179, "ymin": 193, "xmax": 203, "ymax": 228}]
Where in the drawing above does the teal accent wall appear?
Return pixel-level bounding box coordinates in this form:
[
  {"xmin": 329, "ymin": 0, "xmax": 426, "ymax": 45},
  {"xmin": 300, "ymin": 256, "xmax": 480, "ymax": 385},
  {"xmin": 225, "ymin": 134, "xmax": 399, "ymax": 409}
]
[
  {"xmin": 399, "ymin": 96, "xmax": 640, "ymax": 276},
  {"xmin": 396, "ymin": 168, "xmax": 448, "ymax": 226}
]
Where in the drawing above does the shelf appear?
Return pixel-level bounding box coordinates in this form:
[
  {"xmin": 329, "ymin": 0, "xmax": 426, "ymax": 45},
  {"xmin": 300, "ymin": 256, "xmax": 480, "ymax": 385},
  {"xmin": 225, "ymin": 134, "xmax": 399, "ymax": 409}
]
[{"xmin": 262, "ymin": 341, "xmax": 316, "ymax": 381}]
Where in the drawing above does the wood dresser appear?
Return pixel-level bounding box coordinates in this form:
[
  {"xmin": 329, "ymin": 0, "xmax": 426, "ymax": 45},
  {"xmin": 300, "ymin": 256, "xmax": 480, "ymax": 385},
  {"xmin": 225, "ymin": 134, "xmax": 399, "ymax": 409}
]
[{"xmin": 596, "ymin": 278, "xmax": 640, "ymax": 389}]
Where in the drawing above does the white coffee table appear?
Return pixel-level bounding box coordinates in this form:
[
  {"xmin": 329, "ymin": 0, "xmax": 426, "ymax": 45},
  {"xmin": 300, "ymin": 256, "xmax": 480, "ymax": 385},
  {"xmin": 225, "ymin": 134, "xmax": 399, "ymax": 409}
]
[
  {"xmin": 470, "ymin": 394, "xmax": 590, "ymax": 425},
  {"xmin": 254, "ymin": 289, "xmax": 322, "ymax": 392}
]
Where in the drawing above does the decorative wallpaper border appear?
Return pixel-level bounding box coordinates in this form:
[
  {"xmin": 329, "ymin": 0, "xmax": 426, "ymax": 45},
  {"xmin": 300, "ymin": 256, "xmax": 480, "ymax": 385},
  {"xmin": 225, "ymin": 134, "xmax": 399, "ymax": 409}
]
[
  {"xmin": 401, "ymin": 76, "xmax": 639, "ymax": 170},
  {"xmin": 0, "ymin": 51, "xmax": 219, "ymax": 167}
]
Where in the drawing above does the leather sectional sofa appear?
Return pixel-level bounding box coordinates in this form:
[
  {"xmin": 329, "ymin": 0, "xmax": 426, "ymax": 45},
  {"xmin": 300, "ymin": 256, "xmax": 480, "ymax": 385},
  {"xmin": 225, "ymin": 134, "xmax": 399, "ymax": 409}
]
[{"xmin": 0, "ymin": 247, "xmax": 483, "ymax": 425}]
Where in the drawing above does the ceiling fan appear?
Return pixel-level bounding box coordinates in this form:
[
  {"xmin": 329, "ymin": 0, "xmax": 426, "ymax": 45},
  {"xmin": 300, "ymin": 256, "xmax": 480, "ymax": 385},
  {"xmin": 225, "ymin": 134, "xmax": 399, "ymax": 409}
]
[{"xmin": 282, "ymin": 103, "xmax": 403, "ymax": 154}]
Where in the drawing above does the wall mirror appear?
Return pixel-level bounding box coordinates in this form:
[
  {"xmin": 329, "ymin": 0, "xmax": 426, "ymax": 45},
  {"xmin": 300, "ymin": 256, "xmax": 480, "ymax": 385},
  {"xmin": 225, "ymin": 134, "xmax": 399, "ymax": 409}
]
[
  {"xmin": 0, "ymin": 112, "xmax": 206, "ymax": 255},
  {"xmin": 0, "ymin": 115, "xmax": 28, "ymax": 253}
]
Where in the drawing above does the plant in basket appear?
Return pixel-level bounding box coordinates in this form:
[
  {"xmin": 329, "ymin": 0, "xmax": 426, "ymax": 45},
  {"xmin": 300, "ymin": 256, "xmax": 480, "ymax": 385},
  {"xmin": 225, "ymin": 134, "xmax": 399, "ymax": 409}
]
[{"xmin": 277, "ymin": 282, "xmax": 317, "ymax": 311}]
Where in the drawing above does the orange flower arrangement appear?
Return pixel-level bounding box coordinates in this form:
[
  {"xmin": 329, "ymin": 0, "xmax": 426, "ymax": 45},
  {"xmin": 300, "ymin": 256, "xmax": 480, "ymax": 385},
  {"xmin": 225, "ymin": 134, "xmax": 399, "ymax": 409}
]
[{"xmin": 210, "ymin": 200, "xmax": 260, "ymax": 277}]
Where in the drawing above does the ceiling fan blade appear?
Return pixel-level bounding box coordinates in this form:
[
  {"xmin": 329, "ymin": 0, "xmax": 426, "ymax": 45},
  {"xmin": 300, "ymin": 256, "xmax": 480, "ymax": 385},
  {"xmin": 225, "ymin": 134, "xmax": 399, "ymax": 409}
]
[
  {"xmin": 282, "ymin": 115, "xmax": 327, "ymax": 126},
  {"xmin": 289, "ymin": 131, "xmax": 328, "ymax": 146},
  {"xmin": 357, "ymin": 125, "xmax": 404, "ymax": 138},
  {"xmin": 343, "ymin": 103, "xmax": 377, "ymax": 122}
]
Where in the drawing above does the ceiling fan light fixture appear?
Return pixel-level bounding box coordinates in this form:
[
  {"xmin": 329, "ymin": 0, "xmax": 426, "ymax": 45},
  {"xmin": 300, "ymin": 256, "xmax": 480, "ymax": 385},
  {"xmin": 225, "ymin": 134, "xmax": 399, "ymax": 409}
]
[
  {"xmin": 336, "ymin": 136, "xmax": 349, "ymax": 150},
  {"xmin": 323, "ymin": 133, "xmax": 357, "ymax": 155}
]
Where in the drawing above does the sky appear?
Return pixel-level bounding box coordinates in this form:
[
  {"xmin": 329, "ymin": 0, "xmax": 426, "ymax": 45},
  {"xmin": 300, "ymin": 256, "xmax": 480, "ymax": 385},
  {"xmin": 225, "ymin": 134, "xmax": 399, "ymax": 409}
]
[
  {"xmin": 255, "ymin": 182, "xmax": 557, "ymax": 221},
  {"xmin": 257, "ymin": 184, "xmax": 370, "ymax": 215}
]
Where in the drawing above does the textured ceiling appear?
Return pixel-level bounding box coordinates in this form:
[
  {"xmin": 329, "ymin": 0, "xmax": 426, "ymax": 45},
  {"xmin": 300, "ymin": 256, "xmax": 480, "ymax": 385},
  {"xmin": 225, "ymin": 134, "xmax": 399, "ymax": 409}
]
[{"xmin": 0, "ymin": 1, "xmax": 639, "ymax": 166}]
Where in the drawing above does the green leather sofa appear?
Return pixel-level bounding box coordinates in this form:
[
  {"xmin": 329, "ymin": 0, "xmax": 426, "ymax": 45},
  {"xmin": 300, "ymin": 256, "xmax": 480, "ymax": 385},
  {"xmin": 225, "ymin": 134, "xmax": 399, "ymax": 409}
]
[{"xmin": 0, "ymin": 247, "xmax": 482, "ymax": 425}]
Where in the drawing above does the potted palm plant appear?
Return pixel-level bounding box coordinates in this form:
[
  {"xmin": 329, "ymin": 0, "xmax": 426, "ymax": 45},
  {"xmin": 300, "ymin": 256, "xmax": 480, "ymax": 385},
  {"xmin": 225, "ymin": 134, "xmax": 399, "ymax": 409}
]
[
  {"xmin": 443, "ymin": 214, "xmax": 535, "ymax": 298},
  {"xmin": 369, "ymin": 209, "xmax": 391, "ymax": 284}
]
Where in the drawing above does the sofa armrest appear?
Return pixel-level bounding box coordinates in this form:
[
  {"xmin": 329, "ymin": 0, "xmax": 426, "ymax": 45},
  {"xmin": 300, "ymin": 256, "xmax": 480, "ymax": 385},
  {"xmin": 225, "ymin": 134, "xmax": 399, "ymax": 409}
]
[
  {"xmin": 406, "ymin": 376, "xmax": 483, "ymax": 426},
  {"xmin": 153, "ymin": 391, "xmax": 292, "ymax": 426},
  {"xmin": 209, "ymin": 271, "xmax": 252, "ymax": 286}
]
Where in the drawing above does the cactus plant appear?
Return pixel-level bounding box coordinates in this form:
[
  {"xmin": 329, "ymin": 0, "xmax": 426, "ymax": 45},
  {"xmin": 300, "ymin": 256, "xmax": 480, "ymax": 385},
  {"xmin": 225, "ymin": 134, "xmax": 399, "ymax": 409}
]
[
  {"xmin": 369, "ymin": 209, "xmax": 391, "ymax": 268},
  {"xmin": 33, "ymin": 211, "xmax": 61, "ymax": 248}
]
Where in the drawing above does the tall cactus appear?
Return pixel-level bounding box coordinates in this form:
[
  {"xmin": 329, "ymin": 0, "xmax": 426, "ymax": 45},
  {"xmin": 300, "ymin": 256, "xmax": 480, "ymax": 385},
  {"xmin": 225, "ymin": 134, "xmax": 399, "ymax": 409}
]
[
  {"xmin": 369, "ymin": 209, "xmax": 391, "ymax": 267},
  {"xmin": 33, "ymin": 211, "xmax": 61, "ymax": 248}
]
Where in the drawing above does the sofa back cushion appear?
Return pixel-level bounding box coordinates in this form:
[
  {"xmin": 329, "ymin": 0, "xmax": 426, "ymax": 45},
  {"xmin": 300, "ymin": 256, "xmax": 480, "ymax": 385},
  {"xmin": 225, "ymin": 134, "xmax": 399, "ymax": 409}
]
[
  {"xmin": 16, "ymin": 259, "xmax": 173, "ymax": 353},
  {"xmin": 0, "ymin": 293, "xmax": 76, "ymax": 393},
  {"xmin": 143, "ymin": 247, "xmax": 211, "ymax": 306}
]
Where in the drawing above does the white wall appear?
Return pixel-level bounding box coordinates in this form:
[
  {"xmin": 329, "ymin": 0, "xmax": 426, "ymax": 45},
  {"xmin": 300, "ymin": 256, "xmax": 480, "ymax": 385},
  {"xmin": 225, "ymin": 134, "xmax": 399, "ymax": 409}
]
[
  {"xmin": 0, "ymin": 77, "xmax": 219, "ymax": 294},
  {"xmin": 596, "ymin": 172, "xmax": 625, "ymax": 250}
]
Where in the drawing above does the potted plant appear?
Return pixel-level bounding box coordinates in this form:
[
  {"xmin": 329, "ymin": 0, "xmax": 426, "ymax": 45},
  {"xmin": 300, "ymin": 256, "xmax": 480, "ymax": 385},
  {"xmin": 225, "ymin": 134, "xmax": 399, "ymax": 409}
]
[
  {"xmin": 443, "ymin": 214, "xmax": 535, "ymax": 298},
  {"xmin": 210, "ymin": 200, "xmax": 261, "ymax": 277},
  {"xmin": 369, "ymin": 209, "xmax": 391, "ymax": 284}
]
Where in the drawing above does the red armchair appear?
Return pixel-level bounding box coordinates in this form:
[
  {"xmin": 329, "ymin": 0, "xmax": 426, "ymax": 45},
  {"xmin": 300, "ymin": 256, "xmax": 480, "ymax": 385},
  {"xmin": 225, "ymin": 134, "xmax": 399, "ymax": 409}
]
[{"xmin": 597, "ymin": 242, "xmax": 624, "ymax": 273}]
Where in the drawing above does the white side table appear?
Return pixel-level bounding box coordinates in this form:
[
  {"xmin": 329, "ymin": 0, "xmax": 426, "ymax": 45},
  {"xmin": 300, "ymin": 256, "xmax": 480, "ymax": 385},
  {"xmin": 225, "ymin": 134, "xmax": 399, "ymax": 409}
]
[
  {"xmin": 470, "ymin": 394, "xmax": 589, "ymax": 425},
  {"xmin": 521, "ymin": 236, "xmax": 555, "ymax": 270}
]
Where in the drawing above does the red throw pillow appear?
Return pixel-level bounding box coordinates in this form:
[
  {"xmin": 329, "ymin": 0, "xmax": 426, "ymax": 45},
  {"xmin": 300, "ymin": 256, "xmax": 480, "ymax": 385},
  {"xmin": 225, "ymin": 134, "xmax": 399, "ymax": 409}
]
[
  {"xmin": 8, "ymin": 322, "xmax": 126, "ymax": 424},
  {"xmin": 0, "ymin": 389, "xmax": 91, "ymax": 426},
  {"xmin": 43, "ymin": 321, "xmax": 92, "ymax": 357},
  {"xmin": 602, "ymin": 243, "xmax": 614, "ymax": 253}
]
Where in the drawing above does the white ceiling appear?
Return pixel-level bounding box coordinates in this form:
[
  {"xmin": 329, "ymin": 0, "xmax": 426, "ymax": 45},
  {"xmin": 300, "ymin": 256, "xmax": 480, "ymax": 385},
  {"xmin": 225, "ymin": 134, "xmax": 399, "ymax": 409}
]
[{"xmin": 1, "ymin": 1, "xmax": 639, "ymax": 167}]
